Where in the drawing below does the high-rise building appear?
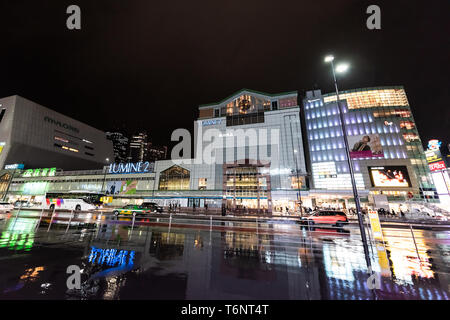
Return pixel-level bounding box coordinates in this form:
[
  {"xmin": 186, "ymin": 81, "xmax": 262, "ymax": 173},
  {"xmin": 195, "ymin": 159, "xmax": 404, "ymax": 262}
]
[
  {"xmin": 147, "ymin": 144, "xmax": 168, "ymax": 162},
  {"xmin": 128, "ymin": 132, "xmax": 149, "ymax": 163},
  {"xmin": 302, "ymin": 86, "xmax": 438, "ymax": 210},
  {"xmin": 106, "ymin": 132, "xmax": 129, "ymax": 163}
]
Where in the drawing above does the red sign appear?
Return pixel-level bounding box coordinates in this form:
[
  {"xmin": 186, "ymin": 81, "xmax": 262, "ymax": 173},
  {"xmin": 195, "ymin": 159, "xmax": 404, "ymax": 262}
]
[{"xmin": 429, "ymin": 161, "xmax": 446, "ymax": 172}]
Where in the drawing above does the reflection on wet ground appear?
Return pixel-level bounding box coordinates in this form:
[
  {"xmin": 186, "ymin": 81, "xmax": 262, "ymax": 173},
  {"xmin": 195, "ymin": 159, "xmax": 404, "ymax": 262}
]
[{"xmin": 0, "ymin": 211, "xmax": 449, "ymax": 300}]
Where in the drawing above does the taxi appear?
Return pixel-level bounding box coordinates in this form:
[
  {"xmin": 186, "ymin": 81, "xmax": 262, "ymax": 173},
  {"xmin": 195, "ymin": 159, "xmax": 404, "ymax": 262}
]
[{"xmin": 113, "ymin": 203, "xmax": 163, "ymax": 217}]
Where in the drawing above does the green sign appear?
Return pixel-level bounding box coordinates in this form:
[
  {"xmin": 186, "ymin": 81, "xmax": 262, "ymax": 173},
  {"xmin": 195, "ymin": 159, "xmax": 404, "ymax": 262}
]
[{"xmin": 22, "ymin": 167, "xmax": 56, "ymax": 177}]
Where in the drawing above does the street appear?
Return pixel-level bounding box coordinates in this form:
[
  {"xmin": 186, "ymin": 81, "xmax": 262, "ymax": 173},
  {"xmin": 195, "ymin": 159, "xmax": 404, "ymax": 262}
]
[{"xmin": 0, "ymin": 209, "xmax": 449, "ymax": 300}]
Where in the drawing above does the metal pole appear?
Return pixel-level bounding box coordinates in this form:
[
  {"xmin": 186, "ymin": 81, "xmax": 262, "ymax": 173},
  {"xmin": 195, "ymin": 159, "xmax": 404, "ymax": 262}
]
[
  {"xmin": 11, "ymin": 202, "xmax": 23, "ymax": 230},
  {"xmin": 2, "ymin": 169, "xmax": 16, "ymax": 201},
  {"xmin": 409, "ymin": 224, "xmax": 422, "ymax": 263},
  {"xmin": 35, "ymin": 207, "xmax": 45, "ymax": 231},
  {"xmin": 47, "ymin": 205, "xmax": 56, "ymax": 232},
  {"xmin": 329, "ymin": 59, "xmax": 373, "ymax": 274},
  {"xmin": 65, "ymin": 210, "xmax": 74, "ymax": 233}
]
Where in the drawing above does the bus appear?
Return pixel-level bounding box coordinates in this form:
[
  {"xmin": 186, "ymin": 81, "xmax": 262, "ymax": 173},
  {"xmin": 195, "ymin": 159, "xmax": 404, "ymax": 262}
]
[{"xmin": 44, "ymin": 191, "xmax": 105, "ymax": 211}]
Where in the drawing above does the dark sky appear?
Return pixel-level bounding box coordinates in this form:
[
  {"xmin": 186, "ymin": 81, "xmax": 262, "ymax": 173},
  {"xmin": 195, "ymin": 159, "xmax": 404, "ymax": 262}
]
[{"xmin": 0, "ymin": 0, "xmax": 449, "ymax": 152}]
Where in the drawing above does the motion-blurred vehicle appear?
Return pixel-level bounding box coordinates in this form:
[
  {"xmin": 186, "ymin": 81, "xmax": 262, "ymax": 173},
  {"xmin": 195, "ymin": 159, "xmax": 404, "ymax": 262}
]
[
  {"xmin": 0, "ymin": 202, "xmax": 14, "ymax": 212},
  {"xmin": 14, "ymin": 200, "xmax": 34, "ymax": 208},
  {"xmin": 44, "ymin": 191, "xmax": 102, "ymax": 211},
  {"xmin": 300, "ymin": 210, "xmax": 349, "ymax": 228},
  {"xmin": 113, "ymin": 202, "xmax": 163, "ymax": 217}
]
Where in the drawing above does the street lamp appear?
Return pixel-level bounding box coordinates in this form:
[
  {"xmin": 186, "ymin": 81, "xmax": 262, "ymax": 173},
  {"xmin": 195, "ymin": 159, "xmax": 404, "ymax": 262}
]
[{"xmin": 324, "ymin": 54, "xmax": 373, "ymax": 275}]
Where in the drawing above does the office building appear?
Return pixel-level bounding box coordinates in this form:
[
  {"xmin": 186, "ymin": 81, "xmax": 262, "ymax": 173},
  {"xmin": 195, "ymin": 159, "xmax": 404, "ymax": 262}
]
[{"xmin": 0, "ymin": 95, "xmax": 113, "ymax": 171}]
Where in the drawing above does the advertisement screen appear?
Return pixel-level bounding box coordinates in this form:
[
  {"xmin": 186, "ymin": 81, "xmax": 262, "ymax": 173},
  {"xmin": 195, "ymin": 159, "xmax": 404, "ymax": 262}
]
[
  {"xmin": 425, "ymin": 149, "xmax": 443, "ymax": 164},
  {"xmin": 348, "ymin": 134, "xmax": 383, "ymax": 159},
  {"xmin": 369, "ymin": 166, "xmax": 411, "ymax": 187},
  {"xmin": 429, "ymin": 161, "xmax": 446, "ymax": 172},
  {"xmin": 106, "ymin": 180, "xmax": 138, "ymax": 195}
]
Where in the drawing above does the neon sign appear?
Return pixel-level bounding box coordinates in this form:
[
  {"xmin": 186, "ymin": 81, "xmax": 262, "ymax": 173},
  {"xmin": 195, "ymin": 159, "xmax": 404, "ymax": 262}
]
[
  {"xmin": 22, "ymin": 167, "xmax": 56, "ymax": 177},
  {"xmin": 427, "ymin": 139, "xmax": 441, "ymax": 151},
  {"xmin": 429, "ymin": 161, "xmax": 446, "ymax": 172},
  {"xmin": 202, "ymin": 119, "xmax": 222, "ymax": 126},
  {"xmin": 108, "ymin": 161, "xmax": 153, "ymax": 174},
  {"xmin": 4, "ymin": 164, "xmax": 24, "ymax": 170},
  {"xmin": 88, "ymin": 246, "xmax": 135, "ymax": 267}
]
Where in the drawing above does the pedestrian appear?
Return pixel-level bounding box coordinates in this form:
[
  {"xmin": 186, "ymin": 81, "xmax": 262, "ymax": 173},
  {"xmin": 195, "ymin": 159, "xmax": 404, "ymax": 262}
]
[
  {"xmin": 400, "ymin": 209, "xmax": 405, "ymax": 218},
  {"xmin": 193, "ymin": 202, "xmax": 196, "ymax": 212},
  {"xmin": 286, "ymin": 206, "xmax": 289, "ymax": 215}
]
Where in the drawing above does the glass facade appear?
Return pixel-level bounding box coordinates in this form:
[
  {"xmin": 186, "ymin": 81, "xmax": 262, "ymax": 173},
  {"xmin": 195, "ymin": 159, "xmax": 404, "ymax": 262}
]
[
  {"xmin": 158, "ymin": 165, "xmax": 190, "ymax": 191},
  {"xmin": 304, "ymin": 86, "xmax": 436, "ymax": 201}
]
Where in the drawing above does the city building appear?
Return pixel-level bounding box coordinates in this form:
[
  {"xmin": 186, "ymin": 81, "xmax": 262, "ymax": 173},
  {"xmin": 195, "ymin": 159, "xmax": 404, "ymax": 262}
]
[
  {"xmin": 128, "ymin": 132, "xmax": 149, "ymax": 163},
  {"xmin": 195, "ymin": 88, "xmax": 308, "ymax": 212},
  {"xmin": 147, "ymin": 144, "xmax": 168, "ymax": 162},
  {"xmin": 1, "ymin": 89, "xmax": 309, "ymax": 214},
  {"xmin": 0, "ymin": 95, "xmax": 113, "ymax": 171},
  {"xmin": 106, "ymin": 131, "xmax": 129, "ymax": 163},
  {"xmin": 302, "ymin": 86, "xmax": 438, "ymax": 211}
]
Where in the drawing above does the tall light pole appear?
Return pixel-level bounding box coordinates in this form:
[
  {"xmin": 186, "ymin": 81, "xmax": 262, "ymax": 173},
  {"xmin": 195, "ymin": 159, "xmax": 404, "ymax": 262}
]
[
  {"xmin": 324, "ymin": 55, "xmax": 373, "ymax": 274},
  {"xmin": 101, "ymin": 158, "xmax": 110, "ymax": 193}
]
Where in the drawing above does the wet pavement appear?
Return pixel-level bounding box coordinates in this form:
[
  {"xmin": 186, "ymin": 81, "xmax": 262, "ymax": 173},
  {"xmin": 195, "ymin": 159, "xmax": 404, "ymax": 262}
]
[{"xmin": 0, "ymin": 210, "xmax": 449, "ymax": 300}]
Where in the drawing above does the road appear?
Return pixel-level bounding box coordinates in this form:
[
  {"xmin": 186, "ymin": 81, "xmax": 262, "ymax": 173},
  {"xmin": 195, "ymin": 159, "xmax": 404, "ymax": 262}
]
[{"xmin": 0, "ymin": 209, "xmax": 449, "ymax": 300}]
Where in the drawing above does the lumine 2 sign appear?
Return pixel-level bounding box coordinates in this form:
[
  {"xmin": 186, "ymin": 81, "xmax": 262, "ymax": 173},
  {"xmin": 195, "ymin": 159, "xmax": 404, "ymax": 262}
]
[{"xmin": 108, "ymin": 162, "xmax": 153, "ymax": 174}]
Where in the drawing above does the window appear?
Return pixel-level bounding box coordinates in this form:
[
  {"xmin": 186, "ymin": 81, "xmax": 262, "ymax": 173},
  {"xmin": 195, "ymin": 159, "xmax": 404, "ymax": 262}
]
[
  {"xmin": 214, "ymin": 109, "xmax": 220, "ymax": 117},
  {"xmin": 198, "ymin": 178, "xmax": 207, "ymax": 190},
  {"xmin": 400, "ymin": 121, "xmax": 415, "ymax": 129},
  {"xmin": 272, "ymin": 101, "xmax": 278, "ymax": 110},
  {"xmin": 158, "ymin": 165, "xmax": 190, "ymax": 190},
  {"xmin": 0, "ymin": 108, "xmax": 6, "ymax": 123}
]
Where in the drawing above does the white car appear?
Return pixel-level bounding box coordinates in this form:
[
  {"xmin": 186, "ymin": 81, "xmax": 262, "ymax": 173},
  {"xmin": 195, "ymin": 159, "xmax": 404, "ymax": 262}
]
[{"xmin": 0, "ymin": 202, "xmax": 14, "ymax": 212}]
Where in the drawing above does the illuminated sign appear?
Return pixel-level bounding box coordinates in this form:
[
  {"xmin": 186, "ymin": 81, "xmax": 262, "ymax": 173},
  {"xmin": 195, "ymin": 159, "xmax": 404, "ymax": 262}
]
[
  {"xmin": 368, "ymin": 210, "xmax": 383, "ymax": 241},
  {"xmin": 369, "ymin": 166, "xmax": 411, "ymax": 187},
  {"xmin": 22, "ymin": 168, "xmax": 56, "ymax": 177},
  {"xmin": 108, "ymin": 161, "xmax": 153, "ymax": 174},
  {"xmin": 429, "ymin": 161, "xmax": 446, "ymax": 172},
  {"xmin": 4, "ymin": 164, "xmax": 25, "ymax": 170},
  {"xmin": 88, "ymin": 246, "xmax": 135, "ymax": 267},
  {"xmin": 427, "ymin": 139, "xmax": 441, "ymax": 150},
  {"xmin": 425, "ymin": 149, "xmax": 442, "ymax": 163},
  {"xmin": 348, "ymin": 134, "xmax": 384, "ymax": 159},
  {"xmin": 44, "ymin": 116, "xmax": 79, "ymax": 133},
  {"xmin": 202, "ymin": 119, "xmax": 222, "ymax": 126}
]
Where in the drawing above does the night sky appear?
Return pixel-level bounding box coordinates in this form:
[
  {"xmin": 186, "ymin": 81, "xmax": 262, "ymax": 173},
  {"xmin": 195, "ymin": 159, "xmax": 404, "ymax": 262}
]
[{"xmin": 0, "ymin": 0, "xmax": 448, "ymax": 152}]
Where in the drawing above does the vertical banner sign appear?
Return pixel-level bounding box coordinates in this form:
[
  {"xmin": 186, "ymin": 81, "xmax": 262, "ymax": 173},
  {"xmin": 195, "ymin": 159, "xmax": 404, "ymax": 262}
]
[{"xmin": 368, "ymin": 209, "xmax": 383, "ymax": 241}]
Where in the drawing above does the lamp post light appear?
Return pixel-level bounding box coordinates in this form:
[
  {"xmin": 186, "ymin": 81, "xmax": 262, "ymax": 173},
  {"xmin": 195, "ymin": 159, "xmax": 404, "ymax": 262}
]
[{"xmin": 324, "ymin": 55, "xmax": 373, "ymax": 275}]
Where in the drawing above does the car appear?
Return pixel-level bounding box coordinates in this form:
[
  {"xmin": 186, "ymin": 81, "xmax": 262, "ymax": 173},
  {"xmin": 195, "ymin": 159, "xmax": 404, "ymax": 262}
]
[
  {"xmin": 141, "ymin": 202, "xmax": 163, "ymax": 213},
  {"xmin": 300, "ymin": 210, "xmax": 349, "ymax": 228},
  {"xmin": 0, "ymin": 202, "xmax": 14, "ymax": 212},
  {"xmin": 113, "ymin": 203, "xmax": 163, "ymax": 217}
]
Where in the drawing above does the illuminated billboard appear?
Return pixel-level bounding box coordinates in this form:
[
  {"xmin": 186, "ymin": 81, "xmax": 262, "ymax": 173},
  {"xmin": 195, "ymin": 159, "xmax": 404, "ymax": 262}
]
[
  {"xmin": 106, "ymin": 180, "xmax": 138, "ymax": 195},
  {"xmin": 429, "ymin": 161, "xmax": 446, "ymax": 172},
  {"xmin": 108, "ymin": 162, "xmax": 153, "ymax": 174},
  {"xmin": 348, "ymin": 134, "xmax": 383, "ymax": 159},
  {"xmin": 369, "ymin": 166, "xmax": 411, "ymax": 187}
]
